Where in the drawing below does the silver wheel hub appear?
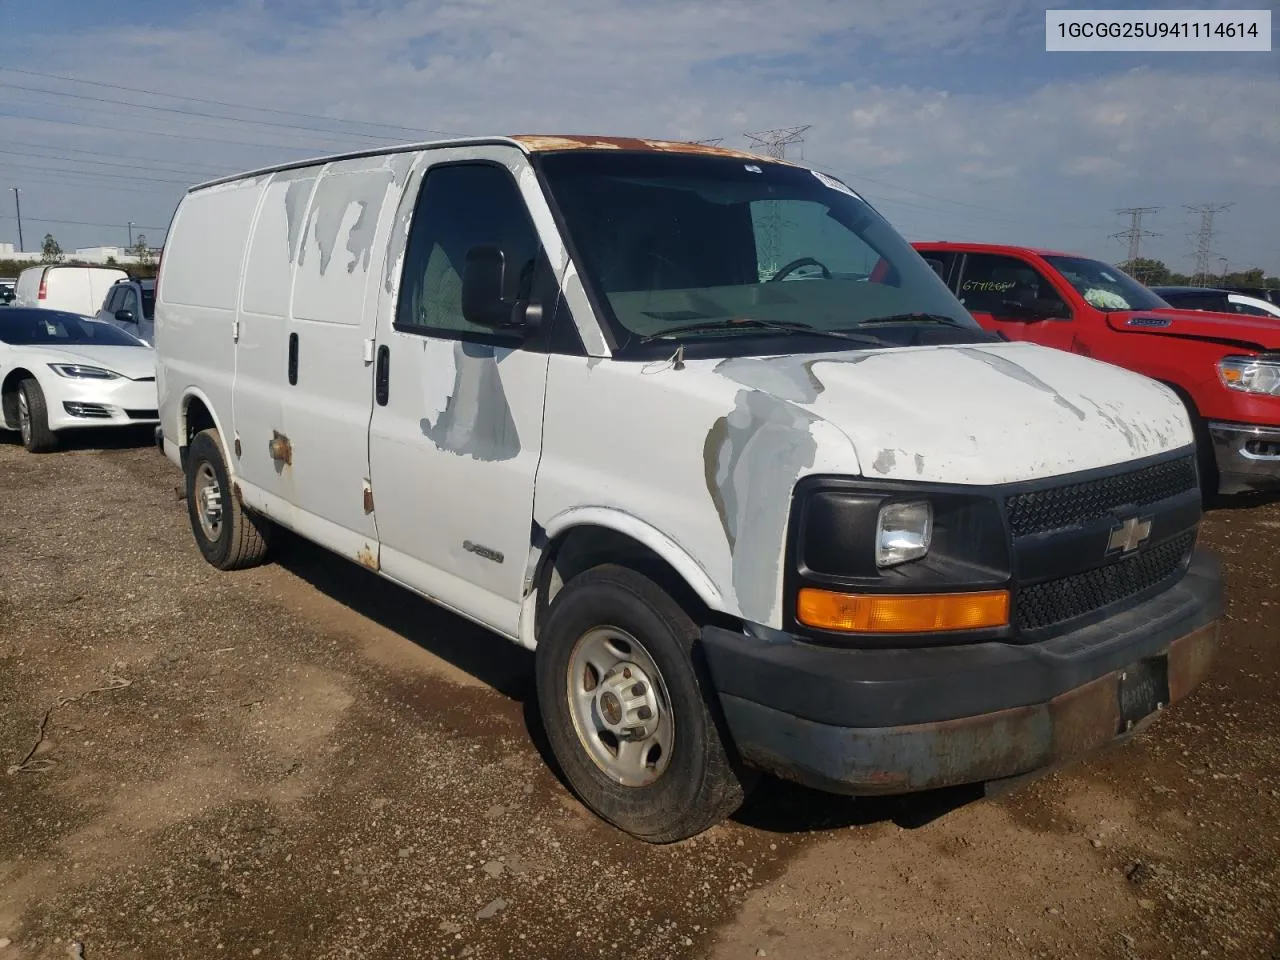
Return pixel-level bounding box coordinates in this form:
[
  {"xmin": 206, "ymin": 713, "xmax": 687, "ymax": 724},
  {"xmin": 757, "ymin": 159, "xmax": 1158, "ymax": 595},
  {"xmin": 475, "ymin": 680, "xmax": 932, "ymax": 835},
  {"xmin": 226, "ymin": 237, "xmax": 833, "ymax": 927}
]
[
  {"xmin": 17, "ymin": 391, "xmax": 30, "ymax": 442},
  {"xmin": 193, "ymin": 462, "xmax": 223, "ymax": 539},
  {"xmin": 567, "ymin": 627, "xmax": 675, "ymax": 788}
]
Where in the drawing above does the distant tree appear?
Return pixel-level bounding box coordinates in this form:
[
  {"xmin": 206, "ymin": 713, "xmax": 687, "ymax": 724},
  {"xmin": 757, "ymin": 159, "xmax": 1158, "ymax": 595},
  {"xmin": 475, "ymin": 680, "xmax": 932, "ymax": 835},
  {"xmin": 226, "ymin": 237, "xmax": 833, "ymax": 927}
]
[
  {"xmin": 40, "ymin": 233, "xmax": 64, "ymax": 264},
  {"xmin": 129, "ymin": 234, "xmax": 154, "ymax": 266},
  {"xmin": 104, "ymin": 255, "xmax": 119, "ymax": 267}
]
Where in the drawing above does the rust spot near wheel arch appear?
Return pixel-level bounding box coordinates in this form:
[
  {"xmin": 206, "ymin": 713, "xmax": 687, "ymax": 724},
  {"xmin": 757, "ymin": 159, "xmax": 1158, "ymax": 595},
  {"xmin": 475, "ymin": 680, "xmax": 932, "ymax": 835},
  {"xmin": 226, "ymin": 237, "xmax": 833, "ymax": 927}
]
[
  {"xmin": 510, "ymin": 134, "xmax": 791, "ymax": 164},
  {"xmin": 232, "ymin": 481, "xmax": 244, "ymax": 505},
  {"xmin": 356, "ymin": 545, "xmax": 379, "ymax": 571},
  {"xmin": 269, "ymin": 431, "xmax": 292, "ymax": 466}
]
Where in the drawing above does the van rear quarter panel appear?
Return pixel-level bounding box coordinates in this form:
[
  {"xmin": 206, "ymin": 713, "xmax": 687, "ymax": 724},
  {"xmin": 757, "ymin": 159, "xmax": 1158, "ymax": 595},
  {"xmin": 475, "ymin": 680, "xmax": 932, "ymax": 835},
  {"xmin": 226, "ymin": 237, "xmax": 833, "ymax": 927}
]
[{"xmin": 157, "ymin": 178, "xmax": 267, "ymax": 452}]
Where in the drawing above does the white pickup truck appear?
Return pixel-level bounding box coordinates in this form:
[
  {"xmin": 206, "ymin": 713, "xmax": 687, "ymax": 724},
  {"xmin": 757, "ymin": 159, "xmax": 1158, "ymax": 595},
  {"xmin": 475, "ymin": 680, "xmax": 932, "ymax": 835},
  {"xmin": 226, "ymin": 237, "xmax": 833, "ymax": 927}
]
[{"xmin": 154, "ymin": 134, "xmax": 1222, "ymax": 842}]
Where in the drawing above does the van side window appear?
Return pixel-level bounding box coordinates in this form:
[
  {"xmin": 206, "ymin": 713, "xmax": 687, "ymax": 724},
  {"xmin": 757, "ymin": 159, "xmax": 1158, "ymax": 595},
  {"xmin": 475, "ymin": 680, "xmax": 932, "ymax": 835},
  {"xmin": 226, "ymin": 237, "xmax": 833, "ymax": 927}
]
[
  {"xmin": 396, "ymin": 163, "xmax": 541, "ymax": 338},
  {"xmin": 956, "ymin": 254, "xmax": 1068, "ymax": 316}
]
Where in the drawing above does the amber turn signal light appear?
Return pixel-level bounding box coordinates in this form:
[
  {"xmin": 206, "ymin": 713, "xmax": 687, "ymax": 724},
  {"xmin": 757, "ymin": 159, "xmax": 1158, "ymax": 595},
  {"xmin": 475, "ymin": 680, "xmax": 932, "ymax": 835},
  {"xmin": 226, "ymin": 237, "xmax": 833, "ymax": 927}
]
[{"xmin": 796, "ymin": 588, "xmax": 1010, "ymax": 633}]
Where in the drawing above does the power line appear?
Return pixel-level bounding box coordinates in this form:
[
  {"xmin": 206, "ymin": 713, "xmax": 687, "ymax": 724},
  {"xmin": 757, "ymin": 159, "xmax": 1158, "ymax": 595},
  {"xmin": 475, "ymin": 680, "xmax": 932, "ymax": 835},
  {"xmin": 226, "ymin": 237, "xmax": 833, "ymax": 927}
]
[
  {"xmin": 0, "ymin": 109, "xmax": 363, "ymax": 154},
  {"xmin": 1110, "ymin": 206, "xmax": 1162, "ymax": 277},
  {"xmin": 1185, "ymin": 203, "xmax": 1233, "ymax": 286},
  {"xmin": 0, "ymin": 160, "xmax": 194, "ymax": 186},
  {"xmin": 0, "ymin": 147, "xmax": 230, "ymax": 181},
  {"xmin": 0, "ymin": 80, "xmax": 410, "ymax": 145},
  {"xmin": 0, "ymin": 66, "xmax": 455, "ymax": 138},
  {"xmin": 0, "ymin": 214, "xmax": 169, "ymax": 231},
  {"xmin": 1, "ymin": 138, "xmax": 236, "ymax": 175}
]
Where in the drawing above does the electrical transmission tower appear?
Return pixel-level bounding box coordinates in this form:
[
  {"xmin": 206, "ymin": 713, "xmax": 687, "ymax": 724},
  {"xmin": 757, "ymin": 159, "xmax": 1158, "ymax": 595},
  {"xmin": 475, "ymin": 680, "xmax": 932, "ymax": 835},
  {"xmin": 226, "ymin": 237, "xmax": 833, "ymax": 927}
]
[
  {"xmin": 744, "ymin": 125, "xmax": 812, "ymax": 159},
  {"xmin": 1110, "ymin": 206, "xmax": 1161, "ymax": 279},
  {"xmin": 1185, "ymin": 203, "xmax": 1233, "ymax": 286},
  {"xmin": 744, "ymin": 125, "xmax": 812, "ymax": 276}
]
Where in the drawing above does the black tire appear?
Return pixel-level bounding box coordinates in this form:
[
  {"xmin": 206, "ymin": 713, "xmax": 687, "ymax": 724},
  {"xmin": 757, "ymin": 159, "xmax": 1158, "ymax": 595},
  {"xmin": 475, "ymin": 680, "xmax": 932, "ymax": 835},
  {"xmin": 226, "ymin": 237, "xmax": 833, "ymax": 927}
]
[
  {"xmin": 17, "ymin": 378, "xmax": 57, "ymax": 453},
  {"xmin": 535, "ymin": 563, "xmax": 752, "ymax": 843},
  {"xmin": 184, "ymin": 428, "xmax": 271, "ymax": 570}
]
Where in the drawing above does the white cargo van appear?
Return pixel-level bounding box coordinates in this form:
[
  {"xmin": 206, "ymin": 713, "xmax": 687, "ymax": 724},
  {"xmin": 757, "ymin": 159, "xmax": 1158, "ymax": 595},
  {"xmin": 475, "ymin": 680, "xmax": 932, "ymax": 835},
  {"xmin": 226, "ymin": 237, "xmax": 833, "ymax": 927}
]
[
  {"xmin": 16, "ymin": 264, "xmax": 129, "ymax": 316},
  {"xmin": 155, "ymin": 135, "xmax": 1222, "ymax": 842}
]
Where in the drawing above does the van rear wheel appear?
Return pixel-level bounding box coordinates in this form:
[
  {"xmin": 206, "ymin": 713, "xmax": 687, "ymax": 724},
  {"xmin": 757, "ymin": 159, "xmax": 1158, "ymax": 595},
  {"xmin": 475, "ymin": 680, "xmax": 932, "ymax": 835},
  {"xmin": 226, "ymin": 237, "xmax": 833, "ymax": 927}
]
[
  {"xmin": 184, "ymin": 428, "xmax": 271, "ymax": 570},
  {"xmin": 535, "ymin": 564, "xmax": 751, "ymax": 843}
]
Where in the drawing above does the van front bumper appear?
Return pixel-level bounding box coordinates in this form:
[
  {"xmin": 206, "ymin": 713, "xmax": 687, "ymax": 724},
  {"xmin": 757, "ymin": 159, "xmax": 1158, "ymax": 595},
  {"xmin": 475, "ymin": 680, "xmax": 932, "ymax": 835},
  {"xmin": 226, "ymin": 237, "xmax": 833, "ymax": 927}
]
[
  {"xmin": 1209, "ymin": 421, "xmax": 1280, "ymax": 495},
  {"xmin": 700, "ymin": 548, "xmax": 1222, "ymax": 796}
]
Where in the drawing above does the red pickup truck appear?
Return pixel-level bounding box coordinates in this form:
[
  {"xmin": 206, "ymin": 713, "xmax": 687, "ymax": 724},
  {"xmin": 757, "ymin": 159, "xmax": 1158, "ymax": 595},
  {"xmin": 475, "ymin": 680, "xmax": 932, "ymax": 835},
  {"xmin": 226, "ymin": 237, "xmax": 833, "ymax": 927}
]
[{"xmin": 913, "ymin": 242, "xmax": 1280, "ymax": 497}]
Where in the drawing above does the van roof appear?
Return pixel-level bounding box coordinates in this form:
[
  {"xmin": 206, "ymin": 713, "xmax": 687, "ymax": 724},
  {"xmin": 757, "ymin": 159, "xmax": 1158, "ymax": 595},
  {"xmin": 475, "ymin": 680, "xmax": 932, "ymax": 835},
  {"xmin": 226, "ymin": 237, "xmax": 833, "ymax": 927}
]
[{"xmin": 188, "ymin": 134, "xmax": 790, "ymax": 192}]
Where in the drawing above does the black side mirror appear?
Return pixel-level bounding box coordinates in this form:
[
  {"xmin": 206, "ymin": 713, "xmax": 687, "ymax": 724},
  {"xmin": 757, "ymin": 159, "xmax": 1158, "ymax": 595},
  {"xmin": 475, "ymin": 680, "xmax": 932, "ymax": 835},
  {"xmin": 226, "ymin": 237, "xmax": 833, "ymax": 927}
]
[
  {"xmin": 461, "ymin": 245, "xmax": 542, "ymax": 333},
  {"xmin": 999, "ymin": 297, "xmax": 1062, "ymax": 321},
  {"xmin": 114, "ymin": 309, "xmax": 136, "ymax": 323}
]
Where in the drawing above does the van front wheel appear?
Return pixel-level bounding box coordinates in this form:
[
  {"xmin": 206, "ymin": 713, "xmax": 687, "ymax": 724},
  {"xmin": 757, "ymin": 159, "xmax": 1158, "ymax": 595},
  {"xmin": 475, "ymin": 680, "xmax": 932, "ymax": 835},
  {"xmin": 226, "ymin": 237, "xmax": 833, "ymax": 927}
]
[
  {"xmin": 184, "ymin": 428, "xmax": 271, "ymax": 570},
  {"xmin": 535, "ymin": 564, "xmax": 751, "ymax": 842}
]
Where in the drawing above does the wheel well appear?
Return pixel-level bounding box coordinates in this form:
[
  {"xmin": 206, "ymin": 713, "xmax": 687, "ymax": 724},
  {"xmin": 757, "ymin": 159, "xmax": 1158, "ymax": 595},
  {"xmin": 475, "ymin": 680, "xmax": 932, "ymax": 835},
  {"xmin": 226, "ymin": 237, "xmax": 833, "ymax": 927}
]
[
  {"xmin": 183, "ymin": 395, "xmax": 216, "ymax": 445},
  {"xmin": 534, "ymin": 525, "xmax": 730, "ymax": 639},
  {"xmin": 0, "ymin": 368, "xmax": 35, "ymax": 428}
]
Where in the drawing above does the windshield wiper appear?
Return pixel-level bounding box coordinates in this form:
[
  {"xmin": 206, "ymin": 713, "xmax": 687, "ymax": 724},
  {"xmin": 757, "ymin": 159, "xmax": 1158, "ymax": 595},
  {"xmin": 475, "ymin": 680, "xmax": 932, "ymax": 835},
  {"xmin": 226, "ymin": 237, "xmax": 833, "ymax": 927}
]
[
  {"xmin": 636, "ymin": 317, "xmax": 891, "ymax": 347},
  {"xmin": 858, "ymin": 312, "xmax": 969, "ymax": 327}
]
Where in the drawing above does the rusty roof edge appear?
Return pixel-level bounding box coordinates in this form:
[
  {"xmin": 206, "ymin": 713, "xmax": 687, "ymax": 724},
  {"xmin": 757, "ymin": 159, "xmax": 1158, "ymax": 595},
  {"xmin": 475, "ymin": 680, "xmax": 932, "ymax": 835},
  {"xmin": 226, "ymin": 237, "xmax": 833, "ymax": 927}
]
[{"xmin": 187, "ymin": 133, "xmax": 806, "ymax": 193}]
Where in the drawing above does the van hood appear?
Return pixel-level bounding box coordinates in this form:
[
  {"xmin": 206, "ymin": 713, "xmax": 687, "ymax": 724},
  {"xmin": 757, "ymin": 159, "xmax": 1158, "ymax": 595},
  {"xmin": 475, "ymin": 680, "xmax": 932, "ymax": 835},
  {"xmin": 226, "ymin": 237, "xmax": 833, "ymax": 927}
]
[
  {"xmin": 1108, "ymin": 308, "xmax": 1280, "ymax": 350},
  {"xmin": 24, "ymin": 344, "xmax": 157, "ymax": 380},
  {"xmin": 703, "ymin": 340, "xmax": 1192, "ymax": 486}
]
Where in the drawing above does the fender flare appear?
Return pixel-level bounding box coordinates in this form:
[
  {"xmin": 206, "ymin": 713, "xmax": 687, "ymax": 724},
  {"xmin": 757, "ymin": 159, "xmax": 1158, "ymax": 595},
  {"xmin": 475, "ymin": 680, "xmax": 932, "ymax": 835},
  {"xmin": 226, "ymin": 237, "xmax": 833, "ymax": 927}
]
[
  {"xmin": 517, "ymin": 506, "xmax": 729, "ymax": 647},
  {"xmin": 180, "ymin": 386, "xmax": 235, "ymax": 473}
]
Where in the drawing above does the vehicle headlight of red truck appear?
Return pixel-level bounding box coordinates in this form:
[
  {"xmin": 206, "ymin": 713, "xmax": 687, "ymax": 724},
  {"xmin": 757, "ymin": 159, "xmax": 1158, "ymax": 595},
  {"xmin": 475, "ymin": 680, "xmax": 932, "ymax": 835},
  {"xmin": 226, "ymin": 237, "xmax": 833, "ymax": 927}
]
[{"xmin": 1218, "ymin": 354, "xmax": 1280, "ymax": 396}]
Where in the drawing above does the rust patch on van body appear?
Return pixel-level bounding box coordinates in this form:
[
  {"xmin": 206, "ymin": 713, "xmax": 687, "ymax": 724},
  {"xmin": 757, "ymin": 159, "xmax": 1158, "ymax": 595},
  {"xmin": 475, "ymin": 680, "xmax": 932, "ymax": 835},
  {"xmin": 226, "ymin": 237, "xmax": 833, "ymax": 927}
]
[
  {"xmin": 511, "ymin": 135, "xmax": 787, "ymax": 164},
  {"xmin": 269, "ymin": 431, "xmax": 292, "ymax": 466},
  {"xmin": 356, "ymin": 544, "xmax": 379, "ymax": 571}
]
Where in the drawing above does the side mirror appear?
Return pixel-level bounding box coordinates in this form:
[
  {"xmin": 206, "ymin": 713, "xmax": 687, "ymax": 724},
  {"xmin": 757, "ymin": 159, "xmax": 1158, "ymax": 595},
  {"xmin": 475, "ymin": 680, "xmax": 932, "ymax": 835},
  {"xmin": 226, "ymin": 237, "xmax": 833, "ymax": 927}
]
[
  {"xmin": 461, "ymin": 245, "xmax": 541, "ymax": 332},
  {"xmin": 114, "ymin": 309, "xmax": 136, "ymax": 323}
]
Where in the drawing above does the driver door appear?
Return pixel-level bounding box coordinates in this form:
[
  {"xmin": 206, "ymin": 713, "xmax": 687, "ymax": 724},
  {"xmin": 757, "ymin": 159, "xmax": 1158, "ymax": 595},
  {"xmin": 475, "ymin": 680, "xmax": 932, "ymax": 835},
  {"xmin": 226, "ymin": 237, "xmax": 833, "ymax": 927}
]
[{"xmin": 953, "ymin": 252, "xmax": 1076, "ymax": 351}]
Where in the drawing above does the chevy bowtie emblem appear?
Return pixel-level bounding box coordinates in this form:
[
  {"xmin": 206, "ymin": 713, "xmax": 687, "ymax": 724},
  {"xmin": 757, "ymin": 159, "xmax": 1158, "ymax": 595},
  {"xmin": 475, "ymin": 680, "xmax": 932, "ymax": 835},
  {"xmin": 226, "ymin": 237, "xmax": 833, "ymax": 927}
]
[{"xmin": 1107, "ymin": 516, "xmax": 1153, "ymax": 555}]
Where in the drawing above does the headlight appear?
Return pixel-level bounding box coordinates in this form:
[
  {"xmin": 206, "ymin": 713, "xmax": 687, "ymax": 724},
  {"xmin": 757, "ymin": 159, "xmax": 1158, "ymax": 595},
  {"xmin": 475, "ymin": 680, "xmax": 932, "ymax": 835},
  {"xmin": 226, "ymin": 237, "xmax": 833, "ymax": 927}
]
[
  {"xmin": 48, "ymin": 363, "xmax": 120, "ymax": 380},
  {"xmin": 1218, "ymin": 355, "xmax": 1280, "ymax": 397},
  {"xmin": 876, "ymin": 500, "xmax": 932, "ymax": 568}
]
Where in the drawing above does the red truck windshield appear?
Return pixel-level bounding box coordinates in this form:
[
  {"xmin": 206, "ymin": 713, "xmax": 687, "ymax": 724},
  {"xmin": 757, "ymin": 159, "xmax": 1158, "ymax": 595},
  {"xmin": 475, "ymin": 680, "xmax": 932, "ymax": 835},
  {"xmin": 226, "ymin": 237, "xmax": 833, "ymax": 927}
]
[{"xmin": 1042, "ymin": 255, "xmax": 1170, "ymax": 313}]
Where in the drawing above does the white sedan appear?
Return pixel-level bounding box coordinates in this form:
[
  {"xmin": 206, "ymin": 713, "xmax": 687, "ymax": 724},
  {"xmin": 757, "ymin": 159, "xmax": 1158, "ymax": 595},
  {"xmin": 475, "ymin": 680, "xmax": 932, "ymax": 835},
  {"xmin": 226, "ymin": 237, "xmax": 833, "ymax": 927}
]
[{"xmin": 0, "ymin": 308, "xmax": 159, "ymax": 453}]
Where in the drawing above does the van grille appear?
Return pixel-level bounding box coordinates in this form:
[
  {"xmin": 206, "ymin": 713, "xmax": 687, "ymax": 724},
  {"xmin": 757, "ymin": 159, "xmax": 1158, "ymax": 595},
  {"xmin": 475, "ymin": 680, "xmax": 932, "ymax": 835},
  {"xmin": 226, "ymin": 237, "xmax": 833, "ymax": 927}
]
[
  {"xmin": 1006, "ymin": 455, "xmax": 1197, "ymax": 538},
  {"xmin": 1015, "ymin": 531, "xmax": 1196, "ymax": 632}
]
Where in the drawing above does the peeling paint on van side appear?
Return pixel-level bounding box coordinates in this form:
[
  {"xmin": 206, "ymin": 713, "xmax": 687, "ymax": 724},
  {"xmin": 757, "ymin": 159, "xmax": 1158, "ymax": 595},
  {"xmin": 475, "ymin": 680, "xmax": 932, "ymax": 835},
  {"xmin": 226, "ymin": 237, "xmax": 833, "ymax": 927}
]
[
  {"xmin": 420, "ymin": 342, "xmax": 521, "ymax": 462},
  {"xmin": 704, "ymin": 390, "xmax": 821, "ymax": 624}
]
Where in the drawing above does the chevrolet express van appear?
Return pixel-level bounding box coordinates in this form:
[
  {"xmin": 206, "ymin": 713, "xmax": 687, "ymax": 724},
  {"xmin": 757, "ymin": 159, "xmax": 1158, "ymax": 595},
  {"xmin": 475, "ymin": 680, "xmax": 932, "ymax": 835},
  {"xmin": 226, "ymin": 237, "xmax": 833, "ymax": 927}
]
[
  {"xmin": 15, "ymin": 264, "xmax": 129, "ymax": 316},
  {"xmin": 155, "ymin": 135, "xmax": 1222, "ymax": 842}
]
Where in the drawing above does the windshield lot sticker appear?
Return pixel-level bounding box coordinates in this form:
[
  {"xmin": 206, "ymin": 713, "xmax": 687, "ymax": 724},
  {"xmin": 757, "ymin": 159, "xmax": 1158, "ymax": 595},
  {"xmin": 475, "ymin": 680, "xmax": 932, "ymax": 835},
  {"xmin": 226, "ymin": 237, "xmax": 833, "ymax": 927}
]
[{"xmin": 811, "ymin": 170, "xmax": 861, "ymax": 199}]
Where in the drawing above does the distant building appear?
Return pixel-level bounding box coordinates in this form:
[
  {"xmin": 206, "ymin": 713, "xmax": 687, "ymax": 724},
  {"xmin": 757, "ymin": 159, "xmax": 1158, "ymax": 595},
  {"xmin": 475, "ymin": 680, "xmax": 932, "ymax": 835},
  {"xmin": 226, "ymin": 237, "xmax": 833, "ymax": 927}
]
[{"xmin": 0, "ymin": 242, "xmax": 160, "ymax": 265}]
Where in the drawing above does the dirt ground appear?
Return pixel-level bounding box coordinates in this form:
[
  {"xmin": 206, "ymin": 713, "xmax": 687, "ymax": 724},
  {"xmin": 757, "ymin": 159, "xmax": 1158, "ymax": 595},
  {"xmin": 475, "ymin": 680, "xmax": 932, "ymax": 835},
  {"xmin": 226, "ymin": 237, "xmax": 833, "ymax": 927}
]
[{"xmin": 1, "ymin": 431, "xmax": 1277, "ymax": 960}]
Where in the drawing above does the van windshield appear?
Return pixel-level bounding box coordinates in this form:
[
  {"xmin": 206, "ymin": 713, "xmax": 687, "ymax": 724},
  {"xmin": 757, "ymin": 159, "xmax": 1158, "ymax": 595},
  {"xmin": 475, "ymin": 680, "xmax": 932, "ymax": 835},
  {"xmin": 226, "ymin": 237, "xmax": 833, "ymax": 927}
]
[
  {"xmin": 536, "ymin": 151, "xmax": 977, "ymax": 353},
  {"xmin": 1042, "ymin": 255, "xmax": 1169, "ymax": 312}
]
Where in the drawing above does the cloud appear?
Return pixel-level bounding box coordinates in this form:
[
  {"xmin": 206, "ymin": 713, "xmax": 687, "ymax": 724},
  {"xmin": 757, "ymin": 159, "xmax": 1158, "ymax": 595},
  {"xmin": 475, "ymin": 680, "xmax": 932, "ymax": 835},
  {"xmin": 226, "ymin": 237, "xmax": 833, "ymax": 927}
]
[{"xmin": 1, "ymin": 0, "xmax": 1276, "ymax": 272}]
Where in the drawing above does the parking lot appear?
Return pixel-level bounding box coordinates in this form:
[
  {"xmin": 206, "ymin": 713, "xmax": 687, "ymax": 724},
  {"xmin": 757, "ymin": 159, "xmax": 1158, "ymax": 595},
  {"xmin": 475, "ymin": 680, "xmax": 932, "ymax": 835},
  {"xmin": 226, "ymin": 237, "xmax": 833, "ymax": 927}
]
[{"xmin": 1, "ymin": 433, "xmax": 1277, "ymax": 960}]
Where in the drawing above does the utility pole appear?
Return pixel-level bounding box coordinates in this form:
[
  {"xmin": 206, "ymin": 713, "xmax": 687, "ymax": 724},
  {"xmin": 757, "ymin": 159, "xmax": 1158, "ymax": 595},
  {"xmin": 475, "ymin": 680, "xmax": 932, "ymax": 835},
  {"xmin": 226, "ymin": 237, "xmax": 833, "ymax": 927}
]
[
  {"xmin": 743, "ymin": 125, "xmax": 813, "ymax": 276},
  {"xmin": 1185, "ymin": 202, "xmax": 1233, "ymax": 286},
  {"xmin": 11, "ymin": 187, "xmax": 23, "ymax": 253},
  {"xmin": 128, "ymin": 221, "xmax": 134, "ymax": 247},
  {"xmin": 1109, "ymin": 206, "xmax": 1161, "ymax": 278}
]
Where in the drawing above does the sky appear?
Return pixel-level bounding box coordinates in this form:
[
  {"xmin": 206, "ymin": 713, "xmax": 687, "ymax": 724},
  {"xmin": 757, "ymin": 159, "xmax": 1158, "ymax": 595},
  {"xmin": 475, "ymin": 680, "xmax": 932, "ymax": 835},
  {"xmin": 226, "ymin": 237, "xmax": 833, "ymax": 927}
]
[{"xmin": 0, "ymin": 0, "xmax": 1276, "ymax": 275}]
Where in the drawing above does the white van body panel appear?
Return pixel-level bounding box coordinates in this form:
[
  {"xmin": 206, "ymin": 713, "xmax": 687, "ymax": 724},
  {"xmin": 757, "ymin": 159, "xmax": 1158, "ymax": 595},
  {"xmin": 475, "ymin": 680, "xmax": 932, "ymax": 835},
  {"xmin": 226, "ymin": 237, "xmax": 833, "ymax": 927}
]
[
  {"xmin": 366, "ymin": 144, "xmax": 556, "ymax": 637},
  {"xmin": 15, "ymin": 265, "xmax": 128, "ymax": 316},
  {"xmin": 155, "ymin": 136, "xmax": 1195, "ymax": 650},
  {"xmin": 529, "ymin": 343, "xmax": 1190, "ymax": 629}
]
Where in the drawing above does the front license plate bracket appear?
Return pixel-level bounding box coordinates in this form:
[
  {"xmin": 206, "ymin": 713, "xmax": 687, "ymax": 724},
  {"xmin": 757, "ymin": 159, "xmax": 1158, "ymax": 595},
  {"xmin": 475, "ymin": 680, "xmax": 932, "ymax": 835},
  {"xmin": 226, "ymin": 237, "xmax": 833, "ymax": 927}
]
[{"xmin": 1118, "ymin": 655, "xmax": 1171, "ymax": 730}]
